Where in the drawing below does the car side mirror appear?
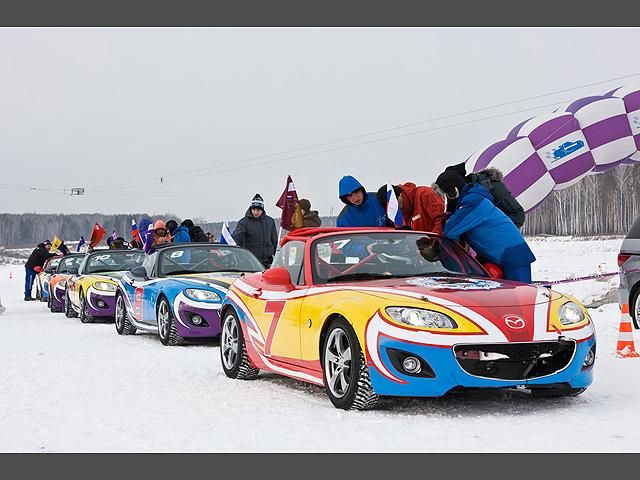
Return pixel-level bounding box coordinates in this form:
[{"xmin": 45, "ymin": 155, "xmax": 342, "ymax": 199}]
[
  {"xmin": 130, "ymin": 266, "xmax": 148, "ymax": 280},
  {"xmin": 262, "ymin": 267, "xmax": 294, "ymax": 291}
]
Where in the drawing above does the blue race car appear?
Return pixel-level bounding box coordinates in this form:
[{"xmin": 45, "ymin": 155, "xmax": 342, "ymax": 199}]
[
  {"xmin": 114, "ymin": 243, "xmax": 264, "ymax": 346},
  {"xmin": 552, "ymin": 140, "xmax": 585, "ymax": 161}
]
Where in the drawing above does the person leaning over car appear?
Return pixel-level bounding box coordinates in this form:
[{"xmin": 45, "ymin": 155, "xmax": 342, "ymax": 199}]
[
  {"xmin": 336, "ymin": 175, "xmax": 387, "ymax": 227},
  {"xmin": 24, "ymin": 239, "xmax": 65, "ymax": 301},
  {"xmin": 376, "ymin": 182, "xmax": 445, "ymax": 233}
]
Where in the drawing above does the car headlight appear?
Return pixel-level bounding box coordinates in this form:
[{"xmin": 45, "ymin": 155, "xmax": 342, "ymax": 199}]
[
  {"xmin": 386, "ymin": 307, "xmax": 457, "ymax": 329},
  {"xmin": 559, "ymin": 302, "xmax": 585, "ymax": 325},
  {"xmin": 94, "ymin": 281, "xmax": 117, "ymax": 292},
  {"xmin": 185, "ymin": 289, "xmax": 221, "ymax": 302}
]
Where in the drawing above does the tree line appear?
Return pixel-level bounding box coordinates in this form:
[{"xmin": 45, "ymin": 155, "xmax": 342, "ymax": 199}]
[{"xmin": 0, "ymin": 165, "xmax": 637, "ymax": 246}]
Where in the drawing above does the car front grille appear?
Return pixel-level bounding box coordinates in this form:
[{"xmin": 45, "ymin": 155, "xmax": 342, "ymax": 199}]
[{"xmin": 453, "ymin": 340, "xmax": 576, "ymax": 380}]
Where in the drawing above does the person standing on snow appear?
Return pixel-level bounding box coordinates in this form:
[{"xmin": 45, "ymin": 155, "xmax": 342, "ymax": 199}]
[
  {"xmin": 437, "ymin": 171, "xmax": 535, "ymax": 283},
  {"xmin": 298, "ymin": 199, "xmax": 322, "ymax": 228},
  {"xmin": 376, "ymin": 182, "xmax": 445, "ymax": 233},
  {"xmin": 336, "ymin": 175, "xmax": 387, "ymax": 227},
  {"xmin": 24, "ymin": 240, "xmax": 57, "ymax": 301},
  {"xmin": 232, "ymin": 194, "xmax": 278, "ymax": 268}
]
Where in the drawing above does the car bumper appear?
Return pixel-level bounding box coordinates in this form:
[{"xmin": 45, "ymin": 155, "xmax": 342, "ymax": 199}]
[
  {"xmin": 51, "ymin": 284, "xmax": 66, "ymax": 310},
  {"xmin": 173, "ymin": 295, "xmax": 222, "ymax": 337},
  {"xmin": 86, "ymin": 287, "xmax": 117, "ymax": 318},
  {"xmin": 368, "ymin": 335, "xmax": 595, "ymax": 397}
]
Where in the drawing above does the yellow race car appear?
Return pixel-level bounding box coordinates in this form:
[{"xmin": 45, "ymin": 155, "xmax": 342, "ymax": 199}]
[
  {"xmin": 65, "ymin": 249, "xmax": 145, "ymax": 323},
  {"xmin": 220, "ymin": 228, "xmax": 595, "ymax": 410}
]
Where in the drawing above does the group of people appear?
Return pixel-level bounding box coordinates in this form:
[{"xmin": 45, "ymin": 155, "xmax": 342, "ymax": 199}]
[
  {"xmin": 22, "ymin": 161, "xmax": 534, "ymax": 301},
  {"xmin": 333, "ymin": 162, "xmax": 533, "ymax": 282}
]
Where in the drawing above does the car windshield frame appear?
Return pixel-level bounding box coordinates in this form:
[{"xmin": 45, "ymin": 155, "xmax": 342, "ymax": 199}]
[
  {"xmin": 157, "ymin": 244, "xmax": 264, "ymax": 277},
  {"xmin": 310, "ymin": 231, "xmax": 488, "ymax": 285},
  {"xmin": 84, "ymin": 251, "xmax": 145, "ymax": 275},
  {"xmin": 56, "ymin": 255, "xmax": 84, "ymax": 274}
]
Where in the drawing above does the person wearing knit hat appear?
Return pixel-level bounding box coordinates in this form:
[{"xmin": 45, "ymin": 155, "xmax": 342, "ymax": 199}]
[{"xmin": 232, "ymin": 193, "xmax": 278, "ymax": 268}]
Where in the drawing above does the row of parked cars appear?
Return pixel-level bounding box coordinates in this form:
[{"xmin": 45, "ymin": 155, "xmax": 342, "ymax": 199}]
[{"xmin": 34, "ymin": 227, "xmax": 598, "ymax": 410}]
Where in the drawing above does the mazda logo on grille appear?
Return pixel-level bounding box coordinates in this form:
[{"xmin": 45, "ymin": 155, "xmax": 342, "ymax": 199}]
[{"xmin": 504, "ymin": 315, "xmax": 526, "ymax": 329}]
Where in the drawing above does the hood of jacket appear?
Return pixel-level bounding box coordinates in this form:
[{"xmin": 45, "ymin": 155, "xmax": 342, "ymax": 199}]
[
  {"xmin": 460, "ymin": 182, "xmax": 494, "ymax": 206},
  {"xmin": 397, "ymin": 182, "xmax": 418, "ymax": 216},
  {"xmin": 339, "ymin": 175, "xmax": 367, "ymax": 205},
  {"xmin": 474, "ymin": 167, "xmax": 504, "ymax": 183}
]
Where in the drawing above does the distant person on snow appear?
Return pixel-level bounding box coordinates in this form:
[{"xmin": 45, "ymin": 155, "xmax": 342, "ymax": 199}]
[
  {"xmin": 24, "ymin": 240, "xmax": 57, "ymax": 301},
  {"xmin": 336, "ymin": 175, "xmax": 387, "ymax": 227},
  {"xmin": 232, "ymin": 193, "xmax": 278, "ymax": 268},
  {"xmin": 166, "ymin": 219, "xmax": 191, "ymax": 244}
]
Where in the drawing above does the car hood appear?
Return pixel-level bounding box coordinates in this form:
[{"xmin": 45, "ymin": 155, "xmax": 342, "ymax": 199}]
[
  {"xmin": 86, "ymin": 271, "xmax": 128, "ymax": 281},
  {"xmin": 165, "ymin": 272, "xmax": 245, "ymax": 289},
  {"xmin": 333, "ymin": 276, "xmax": 550, "ymax": 308}
]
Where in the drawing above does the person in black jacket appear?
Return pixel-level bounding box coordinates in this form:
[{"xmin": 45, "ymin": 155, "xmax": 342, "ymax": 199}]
[
  {"xmin": 232, "ymin": 194, "xmax": 278, "ymax": 268},
  {"xmin": 24, "ymin": 240, "xmax": 57, "ymax": 301},
  {"xmin": 435, "ymin": 162, "xmax": 525, "ymax": 229},
  {"xmin": 181, "ymin": 219, "xmax": 209, "ymax": 242}
]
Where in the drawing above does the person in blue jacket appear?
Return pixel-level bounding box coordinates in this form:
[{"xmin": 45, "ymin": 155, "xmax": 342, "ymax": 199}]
[
  {"xmin": 443, "ymin": 181, "xmax": 535, "ymax": 283},
  {"xmin": 336, "ymin": 176, "xmax": 387, "ymax": 228},
  {"xmin": 166, "ymin": 219, "xmax": 191, "ymax": 244}
]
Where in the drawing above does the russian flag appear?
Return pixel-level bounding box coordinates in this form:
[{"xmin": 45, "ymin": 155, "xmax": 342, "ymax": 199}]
[
  {"xmin": 131, "ymin": 219, "xmax": 142, "ymax": 245},
  {"xmin": 386, "ymin": 183, "xmax": 404, "ymax": 227},
  {"xmin": 219, "ymin": 222, "xmax": 236, "ymax": 246}
]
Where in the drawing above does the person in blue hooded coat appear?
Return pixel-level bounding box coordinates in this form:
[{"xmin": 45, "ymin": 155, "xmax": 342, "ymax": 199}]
[
  {"xmin": 336, "ymin": 176, "xmax": 387, "ymax": 228},
  {"xmin": 443, "ymin": 182, "xmax": 535, "ymax": 283}
]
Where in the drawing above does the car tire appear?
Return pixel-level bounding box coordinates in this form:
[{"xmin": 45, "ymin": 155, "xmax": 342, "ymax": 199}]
[
  {"xmin": 157, "ymin": 297, "xmax": 184, "ymax": 346},
  {"xmin": 115, "ymin": 293, "xmax": 136, "ymax": 335},
  {"xmin": 322, "ymin": 318, "xmax": 379, "ymax": 410},
  {"xmin": 530, "ymin": 387, "xmax": 586, "ymax": 398},
  {"xmin": 64, "ymin": 290, "xmax": 78, "ymax": 318},
  {"xmin": 79, "ymin": 290, "xmax": 94, "ymax": 324},
  {"xmin": 220, "ymin": 309, "xmax": 259, "ymax": 380},
  {"xmin": 47, "ymin": 286, "xmax": 52, "ymax": 309},
  {"xmin": 631, "ymin": 286, "xmax": 640, "ymax": 330}
]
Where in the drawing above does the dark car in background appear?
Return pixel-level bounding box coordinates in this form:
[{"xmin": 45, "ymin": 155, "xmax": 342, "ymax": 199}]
[{"xmin": 619, "ymin": 215, "xmax": 640, "ymax": 328}]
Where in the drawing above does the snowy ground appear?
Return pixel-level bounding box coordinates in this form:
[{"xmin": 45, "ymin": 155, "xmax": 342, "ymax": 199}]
[{"xmin": 1, "ymin": 236, "xmax": 638, "ymax": 453}]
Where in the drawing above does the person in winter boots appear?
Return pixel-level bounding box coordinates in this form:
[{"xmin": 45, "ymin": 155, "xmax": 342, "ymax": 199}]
[
  {"xmin": 443, "ymin": 182, "xmax": 536, "ymax": 283},
  {"xmin": 166, "ymin": 219, "xmax": 191, "ymax": 243},
  {"xmin": 436, "ymin": 162, "xmax": 525, "ymax": 229},
  {"xmin": 181, "ymin": 219, "xmax": 209, "ymax": 242},
  {"xmin": 336, "ymin": 175, "xmax": 387, "ymax": 227},
  {"xmin": 376, "ymin": 183, "xmax": 445, "ymax": 233},
  {"xmin": 232, "ymin": 194, "xmax": 278, "ymax": 268},
  {"xmin": 24, "ymin": 240, "xmax": 57, "ymax": 301},
  {"xmin": 298, "ymin": 199, "xmax": 322, "ymax": 228}
]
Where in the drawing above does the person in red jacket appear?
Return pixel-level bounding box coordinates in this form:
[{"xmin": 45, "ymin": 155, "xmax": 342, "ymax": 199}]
[{"xmin": 377, "ymin": 182, "xmax": 445, "ymax": 233}]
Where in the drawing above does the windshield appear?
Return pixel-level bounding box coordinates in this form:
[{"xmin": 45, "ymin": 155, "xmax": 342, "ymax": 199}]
[
  {"xmin": 159, "ymin": 246, "xmax": 264, "ymax": 276},
  {"xmin": 312, "ymin": 232, "xmax": 487, "ymax": 284},
  {"xmin": 85, "ymin": 251, "xmax": 145, "ymax": 274},
  {"xmin": 46, "ymin": 257, "xmax": 62, "ymax": 270},
  {"xmin": 57, "ymin": 256, "xmax": 84, "ymax": 273}
]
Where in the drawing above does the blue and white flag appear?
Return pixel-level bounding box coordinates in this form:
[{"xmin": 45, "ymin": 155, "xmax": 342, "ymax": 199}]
[
  {"xmin": 76, "ymin": 235, "xmax": 86, "ymax": 252},
  {"xmin": 386, "ymin": 183, "xmax": 404, "ymax": 227},
  {"xmin": 219, "ymin": 222, "xmax": 236, "ymax": 246}
]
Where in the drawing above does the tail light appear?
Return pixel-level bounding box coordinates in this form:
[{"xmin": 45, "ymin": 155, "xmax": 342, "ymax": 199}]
[{"xmin": 618, "ymin": 254, "xmax": 631, "ymax": 268}]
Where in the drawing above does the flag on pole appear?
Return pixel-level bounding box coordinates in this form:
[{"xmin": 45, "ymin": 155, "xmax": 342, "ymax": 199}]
[
  {"xmin": 386, "ymin": 183, "xmax": 404, "ymax": 227},
  {"xmin": 51, "ymin": 236, "xmax": 63, "ymax": 252},
  {"xmin": 89, "ymin": 223, "xmax": 107, "ymax": 248},
  {"xmin": 143, "ymin": 223, "xmax": 155, "ymax": 253},
  {"xmin": 76, "ymin": 235, "xmax": 86, "ymax": 252},
  {"xmin": 275, "ymin": 175, "xmax": 300, "ymax": 230},
  {"xmin": 111, "ymin": 230, "xmax": 118, "ymax": 241},
  {"xmin": 219, "ymin": 222, "xmax": 236, "ymax": 246},
  {"xmin": 131, "ymin": 219, "xmax": 143, "ymax": 246}
]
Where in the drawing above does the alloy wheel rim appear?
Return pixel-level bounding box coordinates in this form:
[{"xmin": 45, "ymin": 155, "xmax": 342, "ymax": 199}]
[
  {"xmin": 324, "ymin": 328, "xmax": 352, "ymax": 399},
  {"xmin": 158, "ymin": 301, "xmax": 169, "ymax": 338},
  {"xmin": 221, "ymin": 315, "xmax": 239, "ymax": 370}
]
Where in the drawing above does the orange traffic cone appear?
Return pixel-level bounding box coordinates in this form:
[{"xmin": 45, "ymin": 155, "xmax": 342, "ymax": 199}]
[{"xmin": 616, "ymin": 304, "xmax": 640, "ymax": 358}]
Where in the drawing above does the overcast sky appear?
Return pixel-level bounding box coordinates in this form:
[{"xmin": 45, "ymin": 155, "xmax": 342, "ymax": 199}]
[{"xmin": 1, "ymin": 27, "xmax": 639, "ymax": 223}]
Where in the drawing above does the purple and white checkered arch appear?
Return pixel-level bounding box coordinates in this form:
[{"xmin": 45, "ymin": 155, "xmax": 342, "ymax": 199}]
[{"xmin": 465, "ymin": 84, "xmax": 640, "ymax": 212}]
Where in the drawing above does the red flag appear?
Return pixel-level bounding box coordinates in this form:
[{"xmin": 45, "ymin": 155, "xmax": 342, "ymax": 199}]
[
  {"xmin": 275, "ymin": 175, "xmax": 300, "ymax": 230},
  {"xmin": 89, "ymin": 223, "xmax": 106, "ymax": 248}
]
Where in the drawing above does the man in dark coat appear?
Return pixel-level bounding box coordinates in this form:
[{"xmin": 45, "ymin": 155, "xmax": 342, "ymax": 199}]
[
  {"xmin": 24, "ymin": 240, "xmax": 57, "ymax": 301},
  {"xmin": 232, "ymin": 194, "xmax": 278, "ymax": 268},
  {"xmin": 181, "ymin": 219, "xmax": 209, "ymax": 242},
  {"xmin": 435, "ymin": 162, "xmax": 525, "ymax": 229}
]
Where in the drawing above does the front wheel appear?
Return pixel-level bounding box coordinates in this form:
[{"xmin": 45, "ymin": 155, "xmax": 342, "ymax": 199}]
[
  {"xmin": 64, "ymin": 290, "xmax": 78, "ymax": 318},
  {"xmin": 157, "ymin": 297, "xmax": 184, "ymax": 346},
  {"xmin": 322, "ymin": 318, "xmax": 379, "ymax": 410},
  {"xmin": 220, "ymin": 309, "xmax": 259, "ymax": 380},
  {"xmin": 115, "ymin": 293, "xmax": 136, "ymax": 335},
  {"xmin": 79, "ymin": 290, "xmax": 94, "ymax": 324}
]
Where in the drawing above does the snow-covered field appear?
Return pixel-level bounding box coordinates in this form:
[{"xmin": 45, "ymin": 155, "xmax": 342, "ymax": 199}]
[{"xmin": 1, "ymin": 237, "xmax": 638, "ymax": 453}]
